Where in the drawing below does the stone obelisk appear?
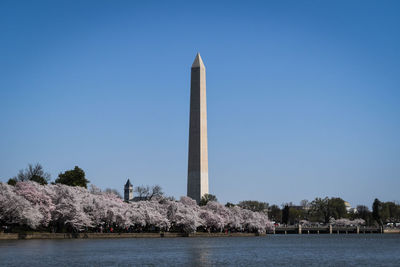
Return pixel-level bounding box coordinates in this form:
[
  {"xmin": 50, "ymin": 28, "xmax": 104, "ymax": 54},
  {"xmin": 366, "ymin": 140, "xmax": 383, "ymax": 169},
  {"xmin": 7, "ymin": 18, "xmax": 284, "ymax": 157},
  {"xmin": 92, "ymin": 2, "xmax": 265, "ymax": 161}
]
[{"xmin": 187, "ymin": 53, "xmax": 209, "ymax": 204}]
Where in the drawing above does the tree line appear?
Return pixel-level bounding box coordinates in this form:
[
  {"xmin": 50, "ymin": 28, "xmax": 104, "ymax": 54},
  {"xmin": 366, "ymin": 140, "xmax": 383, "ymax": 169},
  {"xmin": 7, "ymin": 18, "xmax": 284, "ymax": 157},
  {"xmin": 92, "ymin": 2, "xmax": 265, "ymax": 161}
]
[
  {"xmin": 2, "ymin": 163, "xmax": 399, "ymax": 229},
  {"xmin": 227, "ymin": 198, "xmax": 400, "ymax": 227},
  {"xmin": 0, "ymin": 181, "xmax": 272, "ymax": 234}
]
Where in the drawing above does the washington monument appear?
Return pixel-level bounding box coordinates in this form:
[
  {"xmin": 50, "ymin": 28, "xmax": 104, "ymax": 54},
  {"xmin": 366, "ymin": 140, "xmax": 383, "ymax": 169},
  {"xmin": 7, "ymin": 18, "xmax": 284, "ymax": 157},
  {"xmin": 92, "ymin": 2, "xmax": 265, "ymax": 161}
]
[{"xmin": 187, "ymin": 53, "xmax": 209, "ymax": 204}]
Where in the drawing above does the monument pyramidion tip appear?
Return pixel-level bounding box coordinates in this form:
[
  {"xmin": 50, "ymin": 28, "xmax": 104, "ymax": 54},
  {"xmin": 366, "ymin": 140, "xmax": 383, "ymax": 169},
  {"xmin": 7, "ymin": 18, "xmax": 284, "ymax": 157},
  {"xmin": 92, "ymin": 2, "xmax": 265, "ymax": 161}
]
[{"xmin": 191, "ymin": 53, "xmax": 205, "ymax": 69}]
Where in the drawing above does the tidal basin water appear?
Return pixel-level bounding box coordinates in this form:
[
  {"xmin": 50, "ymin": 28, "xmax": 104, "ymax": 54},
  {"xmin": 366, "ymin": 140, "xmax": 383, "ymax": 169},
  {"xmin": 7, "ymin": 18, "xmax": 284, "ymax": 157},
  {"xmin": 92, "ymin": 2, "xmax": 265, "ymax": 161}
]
[{"xmin": 1, "ymin": 234, "xmax": 399, "ymax": 266}]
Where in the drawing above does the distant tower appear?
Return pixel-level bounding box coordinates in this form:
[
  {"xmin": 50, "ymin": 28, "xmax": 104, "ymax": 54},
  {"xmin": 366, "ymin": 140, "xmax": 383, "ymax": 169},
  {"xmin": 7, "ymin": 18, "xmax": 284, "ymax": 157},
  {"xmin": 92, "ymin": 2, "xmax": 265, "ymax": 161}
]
[
  {"xmin": 187, "ymin": 53, "xmax": 209, "ymax": 204},
  {"xmin": 124, "ymin": 179, "xmax": 133, "ymax": 202}
]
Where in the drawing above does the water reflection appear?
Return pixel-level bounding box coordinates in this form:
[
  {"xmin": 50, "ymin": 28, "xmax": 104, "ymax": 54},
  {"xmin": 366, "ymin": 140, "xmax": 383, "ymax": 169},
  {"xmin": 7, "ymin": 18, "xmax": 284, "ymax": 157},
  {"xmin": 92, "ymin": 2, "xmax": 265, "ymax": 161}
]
[{"xmin": 186, "ymin": 239, "xmax": 212, "ymax": 266}]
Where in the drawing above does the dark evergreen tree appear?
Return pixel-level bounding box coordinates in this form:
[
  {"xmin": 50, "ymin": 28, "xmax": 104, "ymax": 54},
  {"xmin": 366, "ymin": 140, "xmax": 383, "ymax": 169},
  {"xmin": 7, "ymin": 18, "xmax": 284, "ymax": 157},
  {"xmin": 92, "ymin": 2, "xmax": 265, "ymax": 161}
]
[
  {"xmin": 372, "ymin": 198, "xmax": 382, "ymax": 226},
  {"xmin": 7, "ymin": 178, "xmax": 17, "ymax": 186},
  {"xmin": 282, "ymin": 204, "xmax": 290, "ymax": 225},
  {"xmin": 55, "ymin": 166, "xmax": 89, "ymax": 188}
]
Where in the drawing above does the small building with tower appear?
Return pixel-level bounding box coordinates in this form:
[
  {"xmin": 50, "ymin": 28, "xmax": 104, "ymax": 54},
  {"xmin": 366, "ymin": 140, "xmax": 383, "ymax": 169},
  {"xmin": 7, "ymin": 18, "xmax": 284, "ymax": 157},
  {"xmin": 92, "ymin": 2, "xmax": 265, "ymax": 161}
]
[{"xmin": 124, "ymin": 179, "xmax": 133, "ymax": 202}]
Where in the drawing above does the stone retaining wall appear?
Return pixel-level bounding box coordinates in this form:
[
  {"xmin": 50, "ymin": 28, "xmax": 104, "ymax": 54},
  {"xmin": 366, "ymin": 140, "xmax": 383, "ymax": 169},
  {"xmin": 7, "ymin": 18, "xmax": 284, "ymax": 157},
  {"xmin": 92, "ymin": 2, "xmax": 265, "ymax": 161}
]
[{"xmin": 0, "ymin": 232, "xmax": 263, "ymax": 240}]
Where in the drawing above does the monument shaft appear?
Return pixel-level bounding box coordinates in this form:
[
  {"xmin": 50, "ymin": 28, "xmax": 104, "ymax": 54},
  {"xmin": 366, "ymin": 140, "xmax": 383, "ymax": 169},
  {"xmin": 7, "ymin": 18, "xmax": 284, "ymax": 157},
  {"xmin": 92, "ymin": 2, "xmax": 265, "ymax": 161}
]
[{"xmin": 187, "ymin": 53, "xmax": 209, "ymax": 203}]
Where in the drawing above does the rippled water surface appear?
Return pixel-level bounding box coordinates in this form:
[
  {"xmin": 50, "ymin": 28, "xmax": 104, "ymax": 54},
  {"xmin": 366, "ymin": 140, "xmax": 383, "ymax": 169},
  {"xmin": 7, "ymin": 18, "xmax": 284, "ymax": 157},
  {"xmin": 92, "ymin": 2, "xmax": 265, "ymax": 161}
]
[{"xmin": 1, "ymin": 234, "xmax": 399, "ymax": 266}]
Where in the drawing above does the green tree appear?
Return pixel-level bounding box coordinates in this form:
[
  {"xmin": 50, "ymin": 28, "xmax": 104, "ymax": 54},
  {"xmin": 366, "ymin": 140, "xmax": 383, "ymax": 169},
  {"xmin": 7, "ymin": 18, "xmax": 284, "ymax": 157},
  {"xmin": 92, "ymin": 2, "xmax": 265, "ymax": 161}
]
[
  {"xmin": 55, "ymin": 166, "xmax": 89, "ymax": 188},
  {"xmin": 238, "ymin": 200, "xmax": 269, "ymax": 212},
  {"xmin": 199, "ymin": 194, "xmax": 217, "ymax": 206},
  {"xmin": 269, "ymin": 205, "xmax": 282, "ymax": 223},
  {"xmin": 288, "ymin": 207, "xmax": 306, "ymax": 224},
  {"xmin": 309, "ymin": 197, "xmax": 347, "ymax": 223},
  {"xmin": 310, "ymin": 197, "xmax": 330, "ymax": 223},
  {"xmin": 328, "ymin": 198, "xmax": 347, "ymax": 219},
  {"xmin": 381, "ymin": 201, "xmax": 400, "ymax": 223}
]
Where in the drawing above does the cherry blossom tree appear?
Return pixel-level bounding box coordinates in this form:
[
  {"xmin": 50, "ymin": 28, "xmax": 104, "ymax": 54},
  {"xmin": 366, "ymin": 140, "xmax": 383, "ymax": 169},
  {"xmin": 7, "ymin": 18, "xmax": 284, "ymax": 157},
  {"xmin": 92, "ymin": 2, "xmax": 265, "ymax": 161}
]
[
  {"xmin": 50, "ymin": 184, "xmax": 94, "ymax": 231},
  {"xmin": 166, "ymin": 197, "xmax": 203, "ymax": 233},
  {"xmin": 0, "ymin": 183, "xmax": 42, "ymax": 229},
  {"xmin": 14, "ymin": 181, "xmax": 55, "ymax": 227},
  {"xmin": 0, "ymin": 181, "xmax": 273, "ymax": 234}
]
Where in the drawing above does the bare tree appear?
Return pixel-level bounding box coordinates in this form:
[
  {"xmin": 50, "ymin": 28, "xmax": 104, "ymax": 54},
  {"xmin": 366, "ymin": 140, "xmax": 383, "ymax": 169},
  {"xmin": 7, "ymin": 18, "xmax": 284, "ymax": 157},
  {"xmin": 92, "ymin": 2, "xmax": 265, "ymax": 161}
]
[
  {"xmin": 14, "ymin": 163, "xmax": 51, "ymax": 185},
  {"xmin": 104, "ymin": 188, "xmax": 122, "ymax": 199},
  {"xmin": 134, "ymin": 185, "xmax": 163, "ymax": 200},
  {"xmin": 300, "ymin": 199, "xmax": 310, "ymax": 210},
  {"xmin": 89, "ymin": 184, "xmax": 102, "ymax": 195},
  {"xmin": 134, "ymin": 185, "xmax": 150, "ymax": 199},
  {"xmin": 149, "ymin": 185, "xmax": 164, "ymax": 199}
]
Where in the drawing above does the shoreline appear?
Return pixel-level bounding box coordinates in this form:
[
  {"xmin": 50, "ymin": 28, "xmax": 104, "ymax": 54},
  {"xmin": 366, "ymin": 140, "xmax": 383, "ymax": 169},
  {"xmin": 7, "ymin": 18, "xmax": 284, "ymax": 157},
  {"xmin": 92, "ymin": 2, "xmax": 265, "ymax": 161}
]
[
  {"xmin": 1, "ymin": 229, "xmax": 399, "ymax": 240},
  {"xmin": 0, "ymin": 232, "xmax": 264, "ymax": 240}
]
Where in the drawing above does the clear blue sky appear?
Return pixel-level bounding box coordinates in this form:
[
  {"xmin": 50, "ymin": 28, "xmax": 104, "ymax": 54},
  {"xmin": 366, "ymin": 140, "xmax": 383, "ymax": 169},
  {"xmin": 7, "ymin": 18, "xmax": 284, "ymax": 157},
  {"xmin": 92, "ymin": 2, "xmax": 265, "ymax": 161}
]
[{"xmin": 1, "ymin": 0, "xmax": 399, "ymax": 208}]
